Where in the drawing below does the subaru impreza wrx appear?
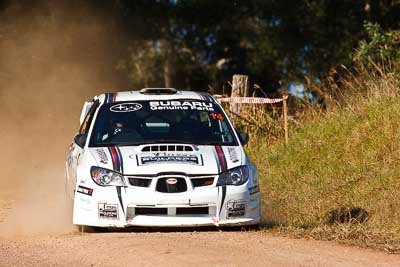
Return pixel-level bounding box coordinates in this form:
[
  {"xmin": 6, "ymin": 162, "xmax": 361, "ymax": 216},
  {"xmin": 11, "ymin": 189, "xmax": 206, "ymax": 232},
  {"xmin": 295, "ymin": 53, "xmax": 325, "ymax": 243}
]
[{"xmin": 65, "ymin": 88, "xmax": 261, "ymax": 227}]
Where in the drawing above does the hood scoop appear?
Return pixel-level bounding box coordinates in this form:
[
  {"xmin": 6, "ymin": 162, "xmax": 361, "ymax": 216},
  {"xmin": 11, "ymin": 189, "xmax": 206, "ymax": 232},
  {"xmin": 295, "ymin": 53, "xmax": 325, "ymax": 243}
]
[{"xmin": 141, "ymin": 145, "xmax": 193, "ymax": 152}]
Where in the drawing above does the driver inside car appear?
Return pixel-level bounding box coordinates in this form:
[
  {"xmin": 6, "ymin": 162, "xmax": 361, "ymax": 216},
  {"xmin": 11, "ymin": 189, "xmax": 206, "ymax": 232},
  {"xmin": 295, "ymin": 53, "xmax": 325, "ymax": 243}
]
[{"xmin": 113, "ymin": 120, "xmax": 124, "ymax": 136}]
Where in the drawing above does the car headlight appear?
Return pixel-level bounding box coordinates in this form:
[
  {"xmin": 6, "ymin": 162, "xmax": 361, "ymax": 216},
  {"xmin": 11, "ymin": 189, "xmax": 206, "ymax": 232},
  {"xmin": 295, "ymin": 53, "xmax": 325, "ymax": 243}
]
[
  {"xmin": 216, "ymin": 166, "xmax": 249, "ymax": 186},
  {"xmin": 90, "ymin": 166, "xmax": 127, "ymax": 186}
]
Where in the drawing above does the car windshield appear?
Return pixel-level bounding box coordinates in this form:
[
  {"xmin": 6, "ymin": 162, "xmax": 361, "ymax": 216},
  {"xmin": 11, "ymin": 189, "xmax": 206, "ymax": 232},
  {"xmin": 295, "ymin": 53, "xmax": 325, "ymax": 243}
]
[{"xmin": 89, "ymin": 100, "xmax": 237, "ymax": 147}]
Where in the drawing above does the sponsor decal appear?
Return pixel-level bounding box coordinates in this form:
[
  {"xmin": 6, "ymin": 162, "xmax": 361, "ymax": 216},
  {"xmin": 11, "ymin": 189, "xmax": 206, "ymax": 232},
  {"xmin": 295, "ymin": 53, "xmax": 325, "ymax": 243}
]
[
  {"xmin": 227, "ymin": 147, "xmax": 239, "ymax": 163},
  {"xmin": 95, "ymin": 148, "xmax": 109, "ymax": 164},
  {"xmin": 98, "ymin": 203, "xmax": 119, "ymax": 219},
  {"xmin": 209, "ymin": 113, "xmax": 224, "ymax": 120},
  {"xmin": 249, "ymin": 185, "xmax": 260, "ymax": 195},
  {"xmin": 149, "ymin": 101, "xmax": 214, "ymax": 111},
  {"xmin": 110, "ymin": 102, "xmax": 142, "ymax": 112},
  {"xmin": 138, "ymin": 153, "xmax": 200, "ymax": 165},
  {"xmin": 166, "ymin": 178, "xmax": 178, "ymax": 185},
  {"xmin": 77, "ymin": 185, "xmax": 93, "ymax": 196},
  {"xmin": 226, "ymin": 200, "xmax": 246, "ymax": 218}
]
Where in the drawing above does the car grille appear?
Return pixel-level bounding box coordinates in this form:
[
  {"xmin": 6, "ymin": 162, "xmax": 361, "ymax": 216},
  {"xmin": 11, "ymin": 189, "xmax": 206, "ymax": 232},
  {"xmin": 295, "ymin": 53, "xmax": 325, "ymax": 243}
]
[
  {"xmin": 156, "ymin": 177, "xmax": 187, "ymax": 193},
  {"xmin": 125, "ymin": 174, "xmax": 217, "ymax": 190},
  {"xmin": 128, "ymin": 178, "xmax": 152, "ymax": 187}
]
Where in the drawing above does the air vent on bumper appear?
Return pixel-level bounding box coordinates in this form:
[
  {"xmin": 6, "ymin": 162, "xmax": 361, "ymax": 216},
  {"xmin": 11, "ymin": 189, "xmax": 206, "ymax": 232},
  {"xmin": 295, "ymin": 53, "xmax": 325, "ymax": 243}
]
[
  {"xmin": 126, "ymin": 206, "xmax": 216, "ymax": 219},
  {"xmin": 141, "ymin": 145, "xmax": 193, "ymax": 152},
  {"xmin": 176, "ymin": 207, "xmax": 209, "ymax": 215}
]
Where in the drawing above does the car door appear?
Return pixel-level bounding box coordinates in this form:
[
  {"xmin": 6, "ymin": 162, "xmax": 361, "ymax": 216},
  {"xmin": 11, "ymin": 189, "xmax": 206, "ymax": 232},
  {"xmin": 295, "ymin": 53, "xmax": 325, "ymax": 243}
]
[{"xmin": 65, "ymin": 100, "xmax": 99, "ymax": 199}]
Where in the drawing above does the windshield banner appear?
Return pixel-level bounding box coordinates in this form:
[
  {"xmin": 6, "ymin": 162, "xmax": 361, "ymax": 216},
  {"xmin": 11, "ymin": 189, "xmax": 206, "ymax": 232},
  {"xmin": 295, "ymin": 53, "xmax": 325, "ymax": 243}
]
[{"xmin": 149, "ymin": 101, "xmax": 214, "ymax": 111}]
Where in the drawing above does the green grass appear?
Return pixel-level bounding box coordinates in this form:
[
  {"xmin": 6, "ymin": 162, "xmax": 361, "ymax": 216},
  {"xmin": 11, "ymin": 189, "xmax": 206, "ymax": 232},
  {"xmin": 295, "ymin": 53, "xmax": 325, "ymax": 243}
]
[{"xmin": 248, "ymin": 95, "xmax": 400, "ymax": 252}]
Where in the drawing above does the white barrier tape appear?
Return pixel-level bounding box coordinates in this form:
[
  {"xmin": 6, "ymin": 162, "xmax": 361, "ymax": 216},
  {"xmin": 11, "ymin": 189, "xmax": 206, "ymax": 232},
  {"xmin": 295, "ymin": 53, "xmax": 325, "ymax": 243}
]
[{"xmin": 217, "ymin": 97, "xmax": 284, "ymax": 104}]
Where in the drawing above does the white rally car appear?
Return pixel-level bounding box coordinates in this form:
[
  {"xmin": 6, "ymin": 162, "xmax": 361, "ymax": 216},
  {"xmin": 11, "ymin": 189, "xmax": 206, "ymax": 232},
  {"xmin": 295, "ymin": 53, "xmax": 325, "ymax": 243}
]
[{"xmin": 65, "ymin": 88, "xmax": 261, "ymax": 227}]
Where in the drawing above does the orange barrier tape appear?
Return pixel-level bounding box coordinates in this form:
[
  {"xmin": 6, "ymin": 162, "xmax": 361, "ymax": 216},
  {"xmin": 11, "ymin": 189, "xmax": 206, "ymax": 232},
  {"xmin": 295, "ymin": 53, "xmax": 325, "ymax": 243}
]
[{"xmin": 216, "ymin": 97, "xmax": 284, "ymax": 104}]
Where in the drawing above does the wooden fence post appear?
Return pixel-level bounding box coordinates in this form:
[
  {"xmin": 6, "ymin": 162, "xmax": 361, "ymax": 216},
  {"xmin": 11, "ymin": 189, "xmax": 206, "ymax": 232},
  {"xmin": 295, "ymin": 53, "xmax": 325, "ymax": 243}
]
[
  {"xmin": 231, "ymin": 75, "xmax": 249, "ymax": 114},
  {"xmin": 283, "ymin": 93, "xmax": 289, "ymax": 145}
]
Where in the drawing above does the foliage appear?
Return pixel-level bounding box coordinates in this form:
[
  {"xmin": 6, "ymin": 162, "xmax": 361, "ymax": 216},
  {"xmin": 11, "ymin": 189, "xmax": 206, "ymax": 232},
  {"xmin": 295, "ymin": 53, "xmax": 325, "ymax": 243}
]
[
  {"xmin": 1, "ymin": 0, "xmax": 399, "ymax": 93},
  {"xmin": 117, "ymin": 40, "xmax": 168, "ymax": 88},
  {"xmin": 355, "ymin": 22, "xmax": 400, "ymax": 68},
  {"xmin": 108, "ymin": 0, "xmax": 400, "ymax": 92},
  {"xmin": 222, "ymin": 103, "xmax": 284, "ymax": 147}
]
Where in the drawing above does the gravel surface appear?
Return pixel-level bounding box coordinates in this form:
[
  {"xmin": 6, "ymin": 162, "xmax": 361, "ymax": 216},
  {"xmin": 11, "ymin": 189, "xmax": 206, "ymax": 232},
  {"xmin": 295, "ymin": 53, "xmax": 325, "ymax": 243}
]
[
  {"xmin": 1, "ymin": 197, "xmax": 400, "ymax": 267},
  {"xmin": 1, "ymin": 231, "xmax": 400, "ymax": 267}
]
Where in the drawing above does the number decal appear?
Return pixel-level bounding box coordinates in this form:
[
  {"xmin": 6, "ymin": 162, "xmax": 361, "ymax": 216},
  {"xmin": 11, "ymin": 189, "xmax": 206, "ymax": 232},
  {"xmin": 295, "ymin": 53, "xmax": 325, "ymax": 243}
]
[{"xmin": 209, "ymin": 113, "xmax": 224, "ymax": 120}]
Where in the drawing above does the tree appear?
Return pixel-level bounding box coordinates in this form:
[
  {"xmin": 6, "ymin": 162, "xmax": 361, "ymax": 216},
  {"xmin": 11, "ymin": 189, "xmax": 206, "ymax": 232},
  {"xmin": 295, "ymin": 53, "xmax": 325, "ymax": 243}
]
[
  {"xmin": 113, "ymin": 0, "xmax": 400, "ymax": 93},
  {"xmin": 4, "ymin": 0, "xmax": 398, "ymax": 95}
]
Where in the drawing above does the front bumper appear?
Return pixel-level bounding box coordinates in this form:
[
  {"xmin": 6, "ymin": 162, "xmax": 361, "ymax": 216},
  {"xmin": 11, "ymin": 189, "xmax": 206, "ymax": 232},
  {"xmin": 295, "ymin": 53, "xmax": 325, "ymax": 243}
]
[{"xmin": 73, "ymin": 183, "xmax": 261, "ymax": 228}]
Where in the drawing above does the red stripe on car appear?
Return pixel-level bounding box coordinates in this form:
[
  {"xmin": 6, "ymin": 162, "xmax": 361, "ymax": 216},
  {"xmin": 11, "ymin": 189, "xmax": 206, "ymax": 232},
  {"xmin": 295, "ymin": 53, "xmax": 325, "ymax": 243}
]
[
  {"xmin": 109, "ymin": 146, "xmax": 118, "ymax": 171},
  {"xmin": 215, "ymin": 145, "xmax": 227, "ymax": 171}
]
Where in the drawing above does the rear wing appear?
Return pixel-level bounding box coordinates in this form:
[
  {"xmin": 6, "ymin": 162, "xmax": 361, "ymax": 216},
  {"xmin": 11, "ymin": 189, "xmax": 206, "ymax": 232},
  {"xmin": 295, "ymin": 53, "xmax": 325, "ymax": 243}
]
[{"xmin": 79, "ymin": 101, "xmax": 93, "ymax": 125}]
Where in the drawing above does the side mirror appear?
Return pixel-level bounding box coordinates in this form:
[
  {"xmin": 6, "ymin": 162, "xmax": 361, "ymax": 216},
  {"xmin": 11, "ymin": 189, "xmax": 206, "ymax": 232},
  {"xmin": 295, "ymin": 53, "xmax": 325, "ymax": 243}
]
[
  {"xmin": 74, "ymin": 134, "xmax": 87, "ymax": 148},
  {"xmin": 236, "ymin": 130, "xmax": 249, "ymax": 145}
]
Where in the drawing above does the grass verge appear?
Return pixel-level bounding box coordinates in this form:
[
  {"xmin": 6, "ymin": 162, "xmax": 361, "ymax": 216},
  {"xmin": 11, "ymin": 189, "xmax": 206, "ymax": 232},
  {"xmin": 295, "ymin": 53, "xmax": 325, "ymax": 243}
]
[{"xmin": 247, "ymin": 68, "xmax": 400, "ymax": 252}]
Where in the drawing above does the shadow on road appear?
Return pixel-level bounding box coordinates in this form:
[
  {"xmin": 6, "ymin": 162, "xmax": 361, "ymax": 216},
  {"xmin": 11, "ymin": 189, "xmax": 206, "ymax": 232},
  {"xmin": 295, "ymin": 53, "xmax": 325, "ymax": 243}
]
[{"xmin": 78, "ymin": 224, "xmax": 263, "ymax": 234}]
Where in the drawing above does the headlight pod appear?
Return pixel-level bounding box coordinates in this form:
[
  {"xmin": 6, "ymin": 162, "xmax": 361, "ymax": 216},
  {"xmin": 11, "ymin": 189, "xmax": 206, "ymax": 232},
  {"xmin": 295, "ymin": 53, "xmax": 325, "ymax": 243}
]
[
  {"xmin": 217, "ymin": 166, "xmax": 249, "ymax": 186},
  {"xmin": 90, "ymin": 166, "xmax": 126, "ymax": 186}
]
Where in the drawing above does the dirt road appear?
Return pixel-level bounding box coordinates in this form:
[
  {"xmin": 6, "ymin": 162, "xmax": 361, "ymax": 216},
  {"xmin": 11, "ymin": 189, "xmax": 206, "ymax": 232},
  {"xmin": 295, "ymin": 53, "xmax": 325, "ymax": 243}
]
[
  {"xmin": 1, "ymin": 230, "xmax": 400, "ymax": 267},
  {"xmin": 0, "ymin": 200, "xmax": 399, "ymax": 267}
]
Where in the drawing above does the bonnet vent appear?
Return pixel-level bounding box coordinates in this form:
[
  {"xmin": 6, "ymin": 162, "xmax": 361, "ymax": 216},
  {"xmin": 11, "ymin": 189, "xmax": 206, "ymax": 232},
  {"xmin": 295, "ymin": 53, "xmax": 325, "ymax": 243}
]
[
  {"xmin": 141, "ymin": 145, "xmax": 193, "ymax": 152},
  {"xmin": 139, "ymin": 88, "xmax": 177, "ymax": 95}
]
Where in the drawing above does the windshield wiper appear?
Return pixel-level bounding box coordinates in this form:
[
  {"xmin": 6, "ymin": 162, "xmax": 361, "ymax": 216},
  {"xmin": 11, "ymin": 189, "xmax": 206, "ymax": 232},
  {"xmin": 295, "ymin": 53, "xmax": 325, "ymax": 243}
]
[{"xmin": 195, "ymin": 141, "xmax": 233, "ymax": 146}]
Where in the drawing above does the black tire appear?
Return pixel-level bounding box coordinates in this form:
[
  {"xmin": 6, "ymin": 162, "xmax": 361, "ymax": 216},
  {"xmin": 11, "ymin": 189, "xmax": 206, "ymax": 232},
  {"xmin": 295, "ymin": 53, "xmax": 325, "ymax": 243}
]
[{"xmin": 77, "ymin": 225, "xmax": 105, "ymax": 233}]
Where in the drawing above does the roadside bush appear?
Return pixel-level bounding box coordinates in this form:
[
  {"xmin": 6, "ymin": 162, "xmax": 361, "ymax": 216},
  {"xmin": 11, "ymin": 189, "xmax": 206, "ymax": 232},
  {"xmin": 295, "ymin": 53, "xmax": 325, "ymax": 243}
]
[
  {"xmin": 355, "ymin": 22, "xmax": 400, "ymax": 69},
  {"xmin": 246, "ymin": 63, "xmax": 400, "ymax": 251}
]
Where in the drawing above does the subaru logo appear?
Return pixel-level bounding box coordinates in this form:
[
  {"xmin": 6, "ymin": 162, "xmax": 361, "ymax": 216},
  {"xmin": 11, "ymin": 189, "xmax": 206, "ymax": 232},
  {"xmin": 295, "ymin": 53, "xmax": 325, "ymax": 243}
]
[
  {"xmin": 166, "ymin": 178, "xmax": 178, "ymax": 185},
  {"xmin": 110, "ymin": 103, "xmax": 142, "ymax": 112}
]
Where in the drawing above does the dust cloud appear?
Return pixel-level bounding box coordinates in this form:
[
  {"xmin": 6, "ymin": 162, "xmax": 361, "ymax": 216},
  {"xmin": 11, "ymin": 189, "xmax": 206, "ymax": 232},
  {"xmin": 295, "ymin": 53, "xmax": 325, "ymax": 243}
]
[{"xmin": 0, "ymin": 2, "xmax": 127, "ymax": 236}]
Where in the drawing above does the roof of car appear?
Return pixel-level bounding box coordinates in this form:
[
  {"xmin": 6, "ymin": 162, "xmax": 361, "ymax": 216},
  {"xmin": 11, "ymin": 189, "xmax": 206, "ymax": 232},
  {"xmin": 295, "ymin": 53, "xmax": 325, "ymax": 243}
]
[{"xmin": 96, "ymin": 88, "xmax": 216, "ymax": 104}]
